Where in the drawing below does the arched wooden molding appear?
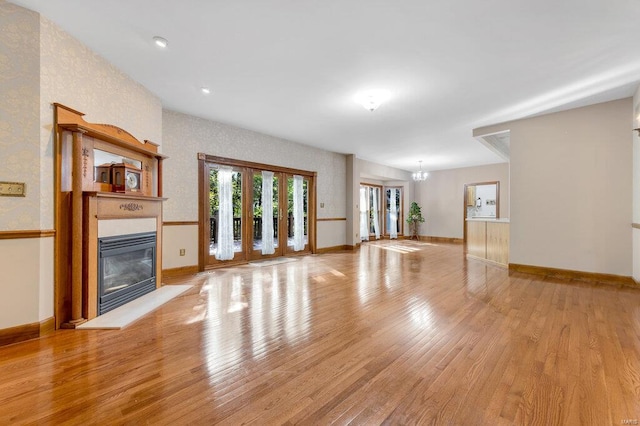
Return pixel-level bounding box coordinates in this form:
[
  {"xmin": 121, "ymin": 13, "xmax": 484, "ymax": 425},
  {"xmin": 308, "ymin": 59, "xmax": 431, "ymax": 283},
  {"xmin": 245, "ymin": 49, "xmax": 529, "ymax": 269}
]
[{"xmin": 54, "ymin": 103, "xmax": 165, "ymax": 157}]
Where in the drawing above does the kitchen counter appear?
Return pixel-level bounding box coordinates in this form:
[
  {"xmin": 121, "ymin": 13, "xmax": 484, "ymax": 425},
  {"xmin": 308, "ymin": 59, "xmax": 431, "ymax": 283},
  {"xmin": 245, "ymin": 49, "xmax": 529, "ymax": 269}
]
[
  {"xmin": 466, "ymin": 217, "xmax": 510, "ymax": 223},
  {"xmin": 466, "ymin": 218, "xmax": 509, "ymax": 266}
]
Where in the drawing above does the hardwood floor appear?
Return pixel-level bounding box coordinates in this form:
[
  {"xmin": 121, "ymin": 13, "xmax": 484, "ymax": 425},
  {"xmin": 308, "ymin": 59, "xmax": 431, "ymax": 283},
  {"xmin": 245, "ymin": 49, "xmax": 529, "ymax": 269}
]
[{"xmin": 1, "ymin": 240, "xmax": 640, "ymax": 425}]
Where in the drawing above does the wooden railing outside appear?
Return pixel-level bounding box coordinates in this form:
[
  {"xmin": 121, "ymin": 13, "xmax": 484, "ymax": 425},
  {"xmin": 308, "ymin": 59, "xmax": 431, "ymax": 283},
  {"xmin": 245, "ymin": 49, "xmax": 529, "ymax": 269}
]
[{"xmin": 209, "ymin": 216, "xmax": 307, "ymax": 243}]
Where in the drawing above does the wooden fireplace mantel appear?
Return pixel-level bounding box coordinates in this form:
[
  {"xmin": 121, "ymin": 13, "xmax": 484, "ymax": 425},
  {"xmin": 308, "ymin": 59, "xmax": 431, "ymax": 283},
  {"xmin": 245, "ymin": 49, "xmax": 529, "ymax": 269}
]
[
  {"xmin": 54, "ymin": 103, "xmax": 167, "ymax": 328},
  {"xmin": 83, "ymin": 193, "xmax": 166, "ymax": 320}
]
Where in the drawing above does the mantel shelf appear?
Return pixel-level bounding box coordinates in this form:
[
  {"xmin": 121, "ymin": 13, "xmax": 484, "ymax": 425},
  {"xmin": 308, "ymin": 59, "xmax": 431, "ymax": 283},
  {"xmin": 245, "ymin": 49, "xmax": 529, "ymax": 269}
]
[{"xmin": 84, "ymin": 191, "xmax": 167, "ymax": 201}]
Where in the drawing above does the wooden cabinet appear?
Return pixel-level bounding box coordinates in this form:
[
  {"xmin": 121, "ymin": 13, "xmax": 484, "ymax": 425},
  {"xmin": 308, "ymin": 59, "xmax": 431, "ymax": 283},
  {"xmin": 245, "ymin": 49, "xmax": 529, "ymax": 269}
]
[
  {"xmin": 486, "ymin": 221, "xmax": 509, "ymax": 265},
  {"xmin": 466, "ymin": 185, "xmax": 476, "ymax": 206},
  {"xmin": 466, "ymin": 220, "xmax": 486, "ymax": 258},
  {"xmin": 466, "ymin": 219, "xmax": 509, "ymax": 267}
]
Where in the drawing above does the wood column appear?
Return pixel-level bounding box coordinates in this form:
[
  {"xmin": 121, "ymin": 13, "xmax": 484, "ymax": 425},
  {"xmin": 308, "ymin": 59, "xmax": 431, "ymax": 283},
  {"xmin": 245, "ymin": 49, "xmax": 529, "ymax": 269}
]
[
  {"xmin": 62, "ymin": 130, "xmax": 87, "ymax": 328},
  {"xmin": 157, "ymin": 158, "xmax": 163, "ymax": 197}
]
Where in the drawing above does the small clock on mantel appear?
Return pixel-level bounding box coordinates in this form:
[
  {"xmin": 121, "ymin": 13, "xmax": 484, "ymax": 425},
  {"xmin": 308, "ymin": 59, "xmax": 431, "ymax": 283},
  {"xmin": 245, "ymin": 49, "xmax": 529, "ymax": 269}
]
[{"xmin": 111, "ymin": 163, "xmax": 142, "ymax": 193}]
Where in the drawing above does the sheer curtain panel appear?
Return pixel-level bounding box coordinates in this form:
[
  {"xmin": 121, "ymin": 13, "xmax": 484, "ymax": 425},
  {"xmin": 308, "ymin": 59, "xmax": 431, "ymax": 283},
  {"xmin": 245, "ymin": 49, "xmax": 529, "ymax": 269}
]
[
  {"xmin": 293, "ymin": 175, "xmax": 305, "ymax": 251},
  {"xmin": 216, "ymin": 167, "xmax": 234, "ymax": 260},
  {"xmin": 261, "ymin": 171, "xmax": 275, "ymax": 255},
  {"xmin": 372, "ymin": 188, "xmax": 381, "ymax": 239},
  {"xmin": 389, "ymin": 188, "xmax": 398, "ymax": 239},
  {"xmin": 360, "ymin": 187, "xmax": 369, "ymax": 241}
]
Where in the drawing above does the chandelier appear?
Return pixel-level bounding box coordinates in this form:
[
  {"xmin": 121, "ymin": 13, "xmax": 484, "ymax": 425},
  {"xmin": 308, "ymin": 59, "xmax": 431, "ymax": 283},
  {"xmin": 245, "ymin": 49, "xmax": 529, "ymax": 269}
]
[{"xmin": 412, "ymin": 161, "xmax": 428, "ymax": 181}]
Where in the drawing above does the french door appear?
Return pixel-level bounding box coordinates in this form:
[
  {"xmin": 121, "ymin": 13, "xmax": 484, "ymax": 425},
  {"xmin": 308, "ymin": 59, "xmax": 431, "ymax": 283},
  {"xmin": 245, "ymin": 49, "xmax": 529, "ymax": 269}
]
[
  {"xmin": 359, "ymin": 184, "xmax": 382, "ymax": 240},
  {"xmin": 199, "ymin": 154, "xmax": 314, "ymax": 269},
  {"xmin": 384, "ymin": 186, "xmax": 403, "ymax": 237}
]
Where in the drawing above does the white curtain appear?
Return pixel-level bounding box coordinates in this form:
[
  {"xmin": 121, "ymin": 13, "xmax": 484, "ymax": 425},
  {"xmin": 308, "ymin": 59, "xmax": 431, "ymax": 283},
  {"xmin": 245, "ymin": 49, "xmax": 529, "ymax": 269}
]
[
  {"xmin": 293, "ymin": 175, "xmax": 305, "ymax": 251},
  {"xmin": 372, "ymin": 187, "xmax": 381, "ymax": 239},
  {"xmin": 389, "ymin": 188, "xmax": 398, "ymax": 239},
  {"xmin": 261, "ymin": 171, "xmax": 275, "ymax": 255},
  {"xmin": 216, "ymin": 167, "xmax": 234, "ymax": 260},
  {"xmin": 359, "ymin": 187, "xmax": 369, "ymax": 241}
]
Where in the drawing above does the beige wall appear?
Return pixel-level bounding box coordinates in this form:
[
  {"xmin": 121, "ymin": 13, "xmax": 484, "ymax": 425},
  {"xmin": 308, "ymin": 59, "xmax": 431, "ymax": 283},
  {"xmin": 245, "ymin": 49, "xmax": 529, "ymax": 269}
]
[
  {"xmin": 634, "ymin": 229, "xmax": 640, "ymax": 281},
  {"xmin": 0, "ymin": 239, "xmax": 41, "ymax": 325},
  {"xmin": 633, "ymin": 86, "xmax": 640, "ymax": 281},
  {"xmin": 163, "ymin": 224, "xmax": 199, "ymax": 270},
  {"xmin": 317, "ymin": 221, "xmax": 347, "ymax": 249},
  {"xmin": 414, "ymin": 163, "xmax": 510, "ymax": 239},
  {"xmin": 346, "ymin": 155, "xmax": 358, "ymax": 246},
  {"xmin": 483, "ymin": 98, "xmax": 633, "ymax": 276}
]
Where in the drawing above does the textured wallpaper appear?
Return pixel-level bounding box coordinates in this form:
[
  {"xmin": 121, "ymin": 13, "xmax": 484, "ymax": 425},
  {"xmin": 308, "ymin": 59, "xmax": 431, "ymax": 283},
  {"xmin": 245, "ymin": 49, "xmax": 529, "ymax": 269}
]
[
  {"xmin": 162, "ymin": 110, "xmax": 347, "ymax": 222},
  {"xmin": 39, "ymin": 15, "xmax": 162, "ymax": 229},
  {"xmin": 0, "ymin": 2, "xmax": 162, "ymax": 231},
  {"xmin": 0, "ymin": 1, "xmax": 40, "ymax": 231}
]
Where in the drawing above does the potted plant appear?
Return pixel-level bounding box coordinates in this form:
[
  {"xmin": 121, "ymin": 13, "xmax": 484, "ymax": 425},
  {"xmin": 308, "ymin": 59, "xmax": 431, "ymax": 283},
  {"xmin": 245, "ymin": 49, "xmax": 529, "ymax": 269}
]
[{"xmin": 406, "ymin": 202, "xmax": 425, "ymax": 240}]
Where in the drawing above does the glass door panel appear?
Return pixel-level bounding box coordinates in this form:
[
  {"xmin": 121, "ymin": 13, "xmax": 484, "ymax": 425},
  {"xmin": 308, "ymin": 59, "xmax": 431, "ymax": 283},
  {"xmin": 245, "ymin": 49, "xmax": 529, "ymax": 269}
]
[
  {"xmin": 368, "ymin": 186, "xmax": 381, "ymax": 238},
  {"xmin": 249, "ymin": 171, "xmax": 282, "ymax": 260},
  {"xmin": 207, "ymin": 165, "xmax": 245, "ymax": 265},
  {"xmin": 232, "ymin": 171, "xmax": 243, "ymax": 252},
  {"xmin": 385, "ymin": 187, "xmax": 403, "ymax": 236},
  {"xmin": 286, "ymin": 175, "xmax": 310, "ymax": 253},
  {"xmin": 359, "ymin": 185, "xmax": 370, "ymax": 242}
]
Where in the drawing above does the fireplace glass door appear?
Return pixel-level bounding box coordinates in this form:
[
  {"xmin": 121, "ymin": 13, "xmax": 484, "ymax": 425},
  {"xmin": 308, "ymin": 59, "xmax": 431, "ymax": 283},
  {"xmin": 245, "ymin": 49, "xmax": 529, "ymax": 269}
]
[{"xmin": 98, "ymin": 232, "xmax": 156, "ymax": 315}]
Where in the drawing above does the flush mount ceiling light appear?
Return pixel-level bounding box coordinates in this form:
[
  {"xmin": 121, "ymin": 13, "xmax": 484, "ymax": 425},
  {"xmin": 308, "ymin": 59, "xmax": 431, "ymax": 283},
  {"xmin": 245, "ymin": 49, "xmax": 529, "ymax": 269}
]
[
  {"xmin": 354, "ymin": 90, "xmax": 391, "ymax": 112},
  {"xmin": 153, "ymin": 36, "xmax": 168, "ymax": 48},
  {"xmin": 201, "ymin": 87, "xmax": 211, "ymax": 95},
  {"xmin": 412, "ymin": 161, "xmax": 428, "ymax": 181}
]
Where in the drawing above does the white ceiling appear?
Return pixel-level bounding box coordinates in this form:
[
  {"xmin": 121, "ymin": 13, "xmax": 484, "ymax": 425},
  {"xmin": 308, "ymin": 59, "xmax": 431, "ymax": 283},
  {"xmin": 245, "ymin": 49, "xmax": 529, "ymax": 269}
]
[{"xmin": 10, "ymin": 0, "xmax": 640, "ymax": 173}]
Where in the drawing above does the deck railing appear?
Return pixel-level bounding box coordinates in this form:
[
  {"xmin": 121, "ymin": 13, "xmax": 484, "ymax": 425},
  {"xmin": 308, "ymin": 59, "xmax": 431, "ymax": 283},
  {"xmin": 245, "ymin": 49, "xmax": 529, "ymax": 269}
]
[{"xmin": 209, "ymin": 216, "xmax": 306, "ymax": 243}]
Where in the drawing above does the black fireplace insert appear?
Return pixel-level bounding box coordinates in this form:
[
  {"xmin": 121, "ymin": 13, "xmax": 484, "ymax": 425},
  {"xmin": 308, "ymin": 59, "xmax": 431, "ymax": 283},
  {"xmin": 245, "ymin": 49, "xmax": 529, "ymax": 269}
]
[{"xmin": 98, "ymin": 232, "xmax": 156, "ymax": 315}]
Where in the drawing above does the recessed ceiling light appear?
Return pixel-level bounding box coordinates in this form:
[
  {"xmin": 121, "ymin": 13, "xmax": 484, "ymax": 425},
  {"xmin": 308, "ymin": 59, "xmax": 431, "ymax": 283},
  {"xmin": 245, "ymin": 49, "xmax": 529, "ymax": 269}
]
[
  {"xmin": 153, "ymin": 36, "xmax": 168, "ymax": 48},
  {"xmin": 354, "ymin": 90, "xmax": 391, "ymax": 112},
  {"xmin": 201, "ymin": 87, "xmax": 211, "ymax": 95}
]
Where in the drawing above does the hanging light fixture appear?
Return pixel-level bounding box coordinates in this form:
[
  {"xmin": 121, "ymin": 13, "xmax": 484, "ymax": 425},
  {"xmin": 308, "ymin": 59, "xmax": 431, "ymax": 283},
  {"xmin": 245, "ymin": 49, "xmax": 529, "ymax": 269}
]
[{"xmin": 412, "ymin": 161, "xmax": 428, "ymax": 181}]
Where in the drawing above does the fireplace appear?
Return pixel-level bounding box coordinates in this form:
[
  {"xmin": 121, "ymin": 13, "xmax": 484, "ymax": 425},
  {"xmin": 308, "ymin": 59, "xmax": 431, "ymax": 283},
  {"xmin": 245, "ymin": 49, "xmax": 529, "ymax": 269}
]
[{"xmin": 98, "ymin": 232, "xmax": 157, "ymax": 315}]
